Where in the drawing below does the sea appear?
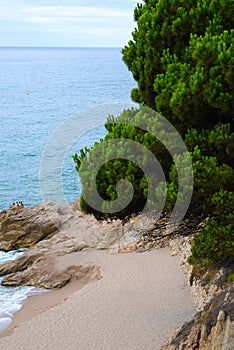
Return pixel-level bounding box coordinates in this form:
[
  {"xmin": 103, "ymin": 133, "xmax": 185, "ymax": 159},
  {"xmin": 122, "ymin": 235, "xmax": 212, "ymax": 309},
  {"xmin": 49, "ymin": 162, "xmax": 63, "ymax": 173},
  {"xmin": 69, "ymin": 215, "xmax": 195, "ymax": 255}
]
[{"xmin": 0, "ymin": 47, "xmax": 136, "ymax": 331}]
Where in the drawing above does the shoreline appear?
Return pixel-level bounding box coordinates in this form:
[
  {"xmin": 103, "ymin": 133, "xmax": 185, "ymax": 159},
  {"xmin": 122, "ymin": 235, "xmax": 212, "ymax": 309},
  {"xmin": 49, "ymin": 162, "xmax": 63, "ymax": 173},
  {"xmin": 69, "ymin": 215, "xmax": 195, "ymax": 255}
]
[
  {"xmin": 0, "ymin": 276, "xmax": 96, "ymax": 338},
  {"xmin": 0, "ymin": 248, "xmax": 195, "ymax": 350}
]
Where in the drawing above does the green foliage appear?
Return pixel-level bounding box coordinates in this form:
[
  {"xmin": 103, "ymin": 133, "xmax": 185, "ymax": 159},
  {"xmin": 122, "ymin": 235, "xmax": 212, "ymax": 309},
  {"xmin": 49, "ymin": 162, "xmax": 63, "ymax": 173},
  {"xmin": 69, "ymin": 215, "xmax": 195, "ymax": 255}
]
[
  {"xmin": 190, "ymin": 148, "xmax": 234, "ymax": 211},
  {"xmin": 184, "ymin": 126, "xmax": 234, "ymax": 266},
  {"xmin": 74, "ymin": 113, "xmax": 234, "ymax": 268},
  {"xmin": 191, "ymin": 220, "xmax": 234, "ymax": 263},
  {"xmin": 227, "ymin": 273, "xmax": 234, "ymax": 284},
  {"xmin": 157, "ymin": 133, "xmax": 234, "ymax": 215},
  {"xmin": 183, "ymin": 124, "xmax": 234, "ymax": 213},
  {"xmin": 165, "ymin": 124, "xmax": 234, "ymax": 266},
  {"xmin": 73, "ymin": 147, "xmax": 90, "ymax": 172},
  {"xmin": 185, "ymin": 123, "xmax": 234, "ymax": 168},
  {"xmin": 154, "ymin": 151, "xmax": 194, "ymax": 213},
  {"xmin": 188, "ymin": 189, "xmax": 234, "ymax": 266},
  {"xmin": 122, "ymin": 0, "xmax": 234, "ymax": 132},
  {"xmin": 74, "ymin": 108, "xmax": 182, "ymax": 218}
]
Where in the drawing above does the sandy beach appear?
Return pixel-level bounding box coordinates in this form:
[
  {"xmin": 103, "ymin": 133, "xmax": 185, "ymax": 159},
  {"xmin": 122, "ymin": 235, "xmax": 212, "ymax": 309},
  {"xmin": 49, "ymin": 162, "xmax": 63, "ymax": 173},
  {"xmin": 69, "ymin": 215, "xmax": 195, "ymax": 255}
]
[{"xmin": 0, "ymin": 247, "xmax": 195, "ymax": 350}]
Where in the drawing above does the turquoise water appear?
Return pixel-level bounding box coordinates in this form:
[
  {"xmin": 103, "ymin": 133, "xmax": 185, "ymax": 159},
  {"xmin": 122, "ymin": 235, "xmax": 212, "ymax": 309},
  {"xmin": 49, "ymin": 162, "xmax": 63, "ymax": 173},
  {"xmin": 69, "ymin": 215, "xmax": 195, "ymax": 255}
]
[
  {"xmin": 0, "ymin": 47, "xmax": 136, "ymax": 330},
  {"xmin": 0, "ymin": 47, "xmax": 136, "ymax": 210}
]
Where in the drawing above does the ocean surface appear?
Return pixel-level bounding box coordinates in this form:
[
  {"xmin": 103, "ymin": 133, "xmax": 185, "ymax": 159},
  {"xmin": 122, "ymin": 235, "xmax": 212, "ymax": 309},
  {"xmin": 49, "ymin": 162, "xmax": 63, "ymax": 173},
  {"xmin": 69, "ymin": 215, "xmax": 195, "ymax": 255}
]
[
  {"xmin": 0, "ymin": 47, "xmax": 136, "ymax": 210},
  {"xmin": 0, "ymin": 47, "xmax": 136, "ymax": 331}
]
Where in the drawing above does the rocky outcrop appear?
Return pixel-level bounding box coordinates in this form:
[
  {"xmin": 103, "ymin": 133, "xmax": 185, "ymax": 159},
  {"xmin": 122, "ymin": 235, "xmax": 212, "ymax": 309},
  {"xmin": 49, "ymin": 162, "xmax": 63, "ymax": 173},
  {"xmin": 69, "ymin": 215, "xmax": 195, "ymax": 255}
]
[
  {"xmin": 0, "ymin": 201, "xmax": 156, "ymax": 253},
  {"xmin": 0, "ymin": 203, "xmax": 62, "ymax": 251},
  {"xmin": 1, "ymin": 258, "xmax": 100, "ymax": 289},
  {"xmin": 162, "ymin": 283, "xmax": 234, "ymax": 350},
  {"xmin": 0, "ymin": 201, "xmax": 157, "ymax": 288}
]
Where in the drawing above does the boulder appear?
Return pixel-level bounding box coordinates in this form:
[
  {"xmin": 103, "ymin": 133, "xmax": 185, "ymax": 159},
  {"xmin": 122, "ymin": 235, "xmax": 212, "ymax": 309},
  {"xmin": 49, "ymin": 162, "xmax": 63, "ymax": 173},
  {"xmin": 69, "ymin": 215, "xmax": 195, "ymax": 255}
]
[
  {"xmin": 0, "ymin": 203, "xmax": 63, "ymax": 250},
  {"xmin": 1, "ymin": 254, "xmax": 101, "ymax": 289}
]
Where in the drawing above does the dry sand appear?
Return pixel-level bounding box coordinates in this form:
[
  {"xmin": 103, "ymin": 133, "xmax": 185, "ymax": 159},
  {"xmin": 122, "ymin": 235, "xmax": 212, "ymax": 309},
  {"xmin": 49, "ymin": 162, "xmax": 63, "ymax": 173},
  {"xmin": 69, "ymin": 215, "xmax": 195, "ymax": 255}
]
[{"xmin": 0, "ymin": 248, "xmax": 195, "ymax": 350}]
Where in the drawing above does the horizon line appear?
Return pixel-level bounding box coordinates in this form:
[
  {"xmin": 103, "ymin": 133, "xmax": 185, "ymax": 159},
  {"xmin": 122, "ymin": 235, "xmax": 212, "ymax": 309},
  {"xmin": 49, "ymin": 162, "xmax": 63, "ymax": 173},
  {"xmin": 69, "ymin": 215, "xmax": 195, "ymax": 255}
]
[{"xmin": 0, "ymin": 45, "xmax": 122, "ymax": 49}]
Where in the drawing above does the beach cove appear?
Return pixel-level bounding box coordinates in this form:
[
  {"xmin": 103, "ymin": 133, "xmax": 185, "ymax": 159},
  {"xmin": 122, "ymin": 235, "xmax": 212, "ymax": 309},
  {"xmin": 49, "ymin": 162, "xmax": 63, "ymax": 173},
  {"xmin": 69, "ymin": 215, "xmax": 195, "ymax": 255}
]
[{"xmin": 0, "ymin": 201, "xmax": 196, "ymax": 349}]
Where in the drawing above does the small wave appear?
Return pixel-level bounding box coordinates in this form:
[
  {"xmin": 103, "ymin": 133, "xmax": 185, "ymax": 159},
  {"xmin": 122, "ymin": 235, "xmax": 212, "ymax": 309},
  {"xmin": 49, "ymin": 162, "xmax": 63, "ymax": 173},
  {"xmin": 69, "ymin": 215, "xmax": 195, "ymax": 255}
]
[{"xmin": 0, "ymin": 250, "xmax": 47, "ymax": 331}]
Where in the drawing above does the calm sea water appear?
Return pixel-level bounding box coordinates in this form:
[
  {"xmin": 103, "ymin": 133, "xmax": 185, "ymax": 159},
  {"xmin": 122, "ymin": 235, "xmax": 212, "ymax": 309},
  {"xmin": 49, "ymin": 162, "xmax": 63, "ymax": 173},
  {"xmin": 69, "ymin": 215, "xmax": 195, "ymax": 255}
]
[
  {"xmin": 0, "ymin": 47, "xmax": 136, "ymax": 331},
  {"xmin": 0, "ymin": 47, "xmax": 136, "ymax": 211}
]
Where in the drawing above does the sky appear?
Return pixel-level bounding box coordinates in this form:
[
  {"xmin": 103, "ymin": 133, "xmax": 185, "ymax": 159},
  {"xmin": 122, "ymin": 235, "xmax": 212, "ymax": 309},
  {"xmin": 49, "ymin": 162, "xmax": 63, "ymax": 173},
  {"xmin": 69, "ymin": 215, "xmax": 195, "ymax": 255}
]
[{"xmin": 0, "ymin": 0, "xmax": 139, "ymax": 47}]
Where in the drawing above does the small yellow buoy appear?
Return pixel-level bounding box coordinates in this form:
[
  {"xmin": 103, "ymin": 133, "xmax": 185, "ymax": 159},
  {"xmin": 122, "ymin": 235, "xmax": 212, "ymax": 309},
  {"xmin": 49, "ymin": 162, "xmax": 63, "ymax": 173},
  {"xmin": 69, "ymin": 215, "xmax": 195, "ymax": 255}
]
[{"xmin": 26, "ymin": 91, "xmax": 30, "ymax": 95}]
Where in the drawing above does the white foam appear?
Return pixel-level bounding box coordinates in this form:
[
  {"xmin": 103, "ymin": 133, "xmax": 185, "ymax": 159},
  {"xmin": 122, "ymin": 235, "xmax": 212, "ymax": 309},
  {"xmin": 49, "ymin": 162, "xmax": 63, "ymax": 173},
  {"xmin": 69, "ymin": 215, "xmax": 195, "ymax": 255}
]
[
  {"xmin": 0, "ymin": 317, "xmax": 12, "ymax": 331},
  {"xmin": 0, "ymin": 310, "xmax": 12, "ymax": 318},
  {"xmin": 0, "ymin": 250, "xmax": 47, "ymax": 331}
]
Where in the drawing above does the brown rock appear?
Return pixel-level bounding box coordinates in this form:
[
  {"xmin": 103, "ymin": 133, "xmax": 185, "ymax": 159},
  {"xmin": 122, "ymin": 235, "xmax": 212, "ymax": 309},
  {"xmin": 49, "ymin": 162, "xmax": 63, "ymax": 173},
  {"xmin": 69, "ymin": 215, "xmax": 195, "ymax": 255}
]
[
  {"xmin": 0, "ymin": 203, "xmax": 63, "ymax": 250},
  {"xmin": 1, "ymin": 255, "xmax": 101, "ymax": 289}
]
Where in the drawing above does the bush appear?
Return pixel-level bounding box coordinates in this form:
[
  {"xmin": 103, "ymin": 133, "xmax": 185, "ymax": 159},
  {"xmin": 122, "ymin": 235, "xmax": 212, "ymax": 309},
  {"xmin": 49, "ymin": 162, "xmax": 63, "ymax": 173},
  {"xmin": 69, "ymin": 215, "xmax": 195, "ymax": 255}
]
[
  {"xmin": 73, "ymin": 107, "xmax": 182, "ymax": 219},
  {"xmin": 157, "ymin": 145, "xmax": 234, "ymax": 215},
  {"xmin": 227, "ymin": 273, "xmax": 234, "ymax": 284},
  {"xmin": 74, "ymin": 112, "xmax": 234, "ymax": 227},
  {"xmin": 190, "ymin": 220, "xmax": 234, "ymax": 263},
  {"xmin": 157, "ymin": 124, "xmax": 234, "ymax": 267},
  {"xmin": 188, "ymin": 190, "xmax": 234, "ymax": 265},
  {"xmin": 185, "ymin": 124, "xmax": 234, "ymax": 168},
  {"xmin": 190, "ymin": 147, "xmax": 234, "ymax": 211}
]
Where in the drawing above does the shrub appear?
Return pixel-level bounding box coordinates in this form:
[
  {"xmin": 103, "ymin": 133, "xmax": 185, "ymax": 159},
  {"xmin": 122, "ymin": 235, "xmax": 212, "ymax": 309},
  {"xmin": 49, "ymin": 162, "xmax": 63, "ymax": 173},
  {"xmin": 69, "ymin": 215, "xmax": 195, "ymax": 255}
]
[
  {"xmin": 73, "ymin": 107, "xmax": 183, "ymax": 219},
  {"xmin": 191, "ymin": 221, "xmax": 234, "ymax": 262},
  {"xmin": 185, "ymin": 124, "xmax": 234, "ymax": 168},
  {"xmin": 190, "ymin": 148, "xmax": 234, "ymax": 211},
  {"xmin": 189, "ymin": 190, "xmax": 234, "ymax": 265},
  {"xmin": 227, "ymin": 273, "xmax": 234, "ymax": 284}
]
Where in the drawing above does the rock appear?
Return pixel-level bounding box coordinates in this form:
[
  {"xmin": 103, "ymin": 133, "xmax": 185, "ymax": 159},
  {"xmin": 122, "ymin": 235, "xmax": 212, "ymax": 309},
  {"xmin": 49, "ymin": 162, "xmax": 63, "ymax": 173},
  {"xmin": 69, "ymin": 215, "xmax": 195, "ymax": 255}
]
[
  {"xmin": 0, "ymin": 202, "xmax": 160, "ymax": 289},
  {"xmin": 162, "ymin": 283, "xmax": 234, "ymax": 350},
  {"xmin": 0, "ymin": 203, "xmax": 63, "ymax": 250},
  {"xmin": 1, "ymin": 256, "xmax": 101, "ymax": 289}
]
